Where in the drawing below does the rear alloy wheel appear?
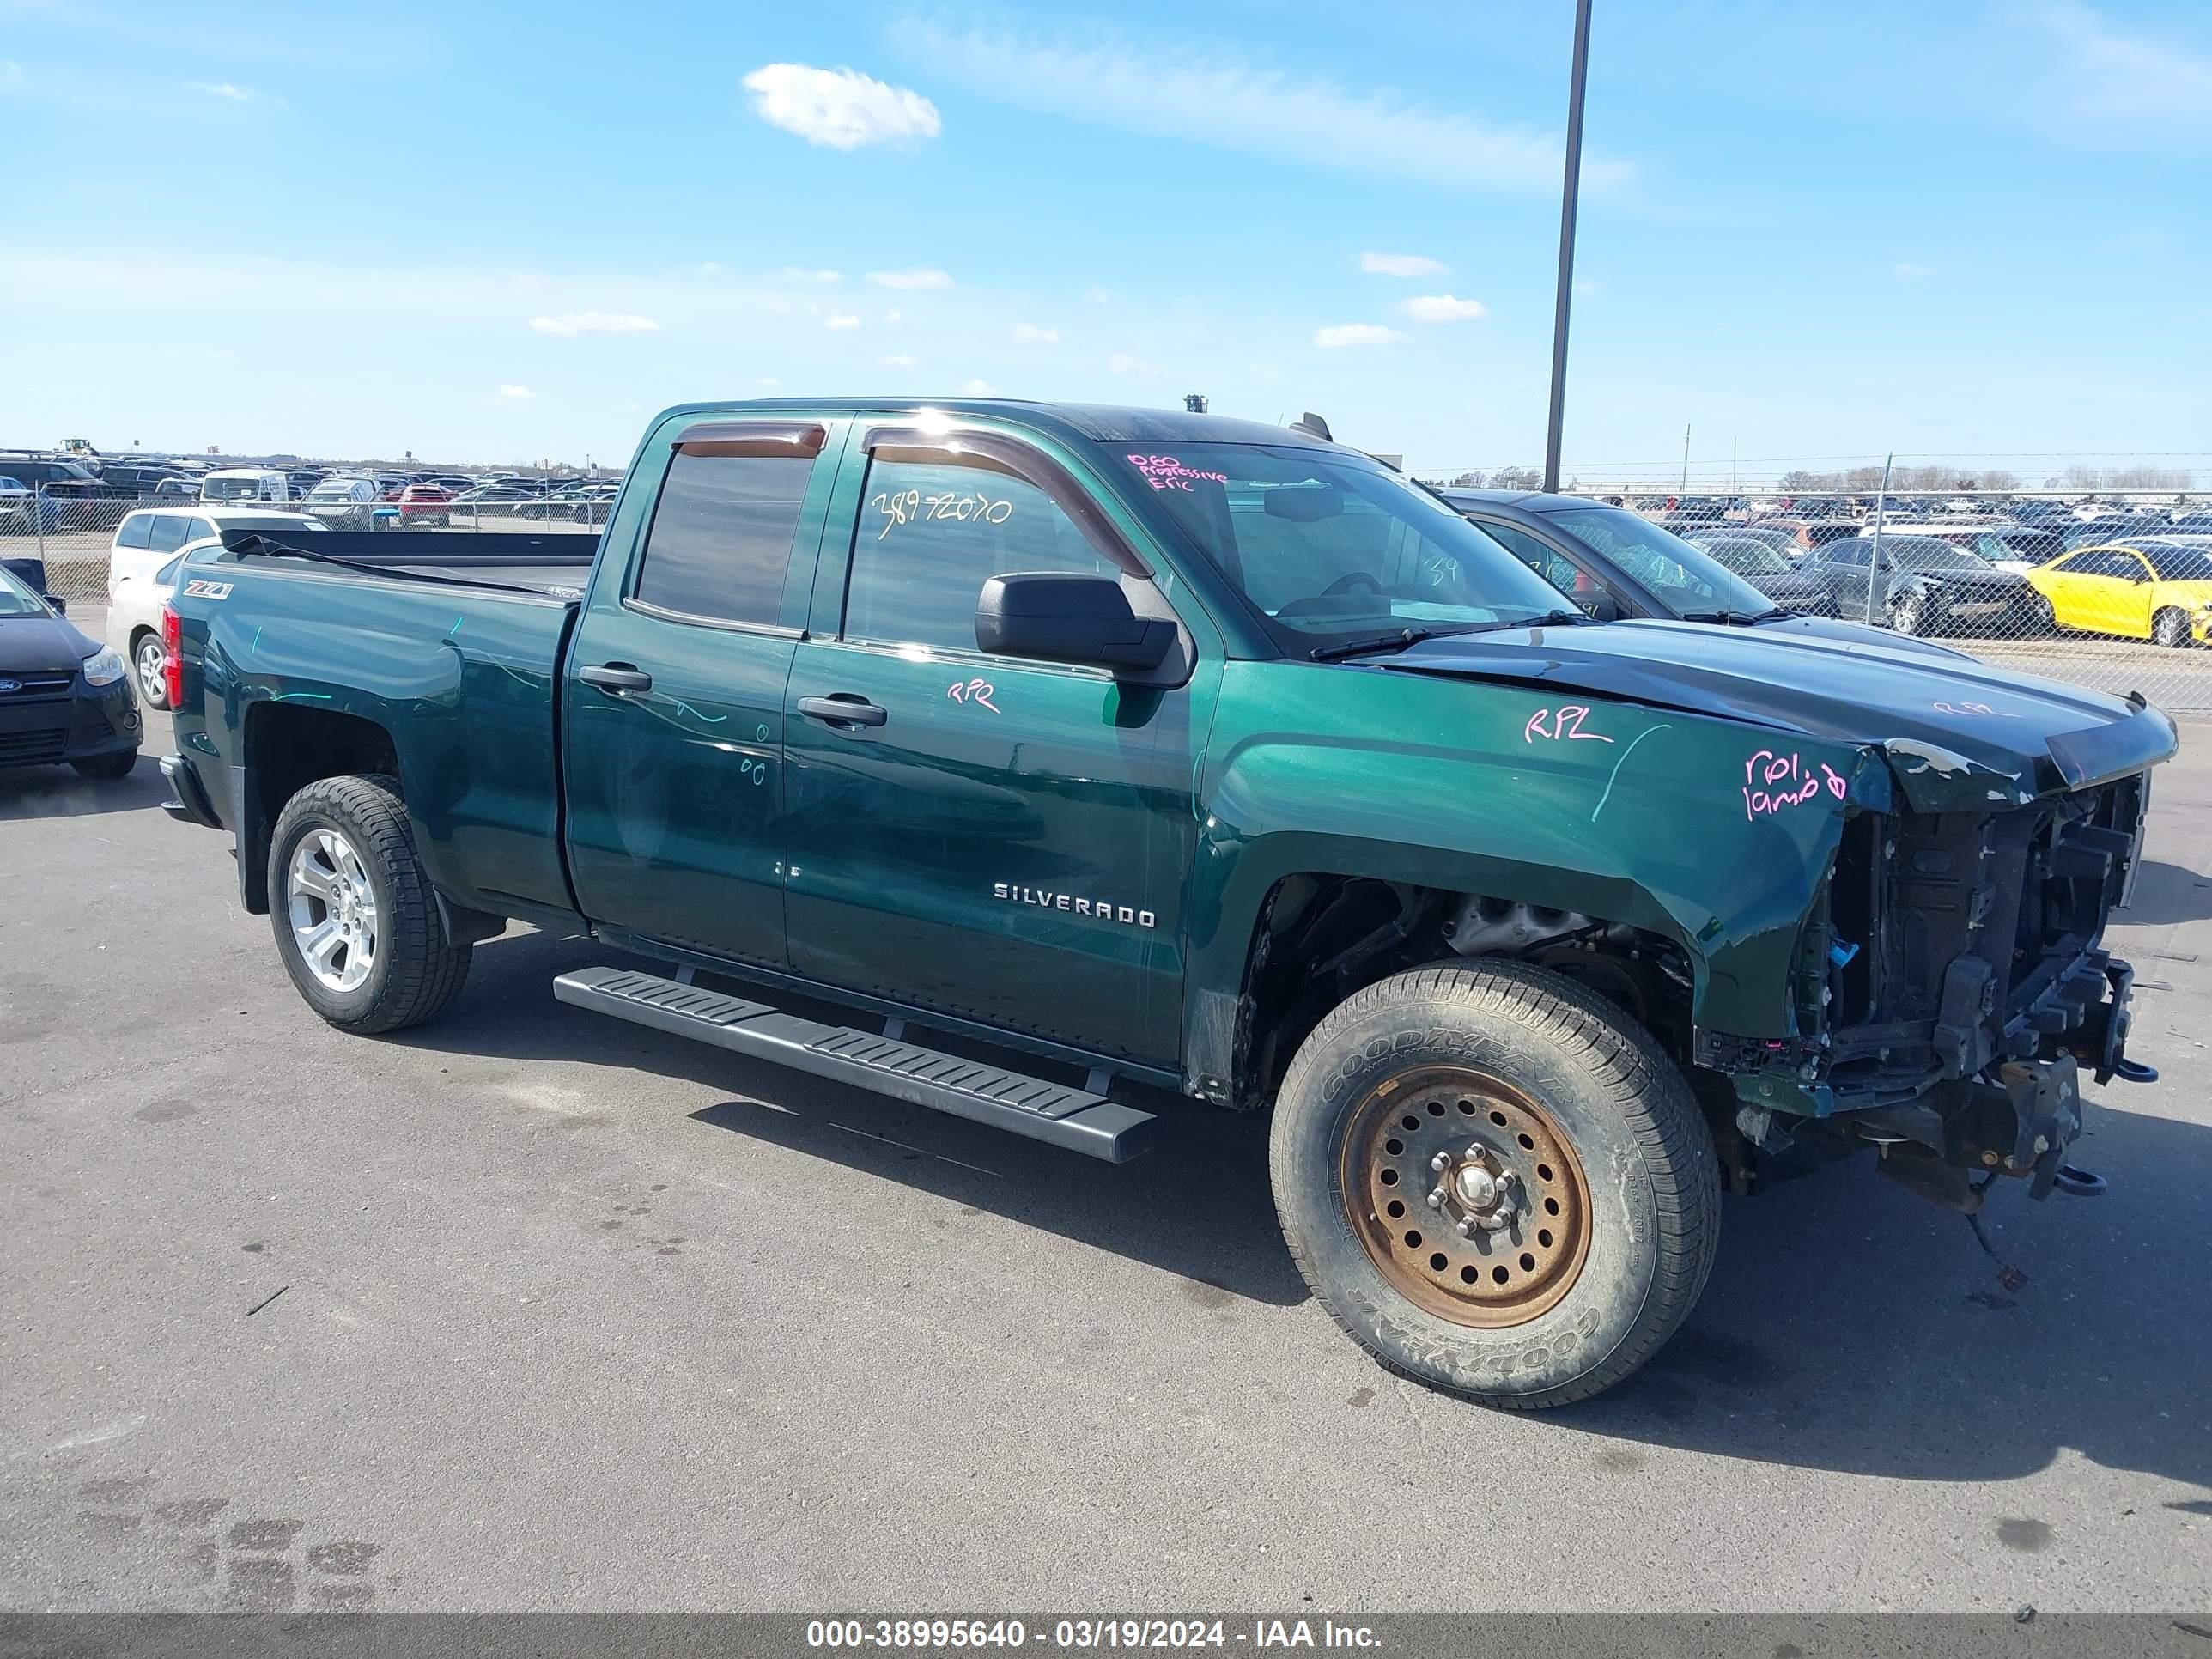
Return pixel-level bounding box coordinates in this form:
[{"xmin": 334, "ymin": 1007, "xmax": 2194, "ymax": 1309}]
[
  {"xmin": 131, "ymin": 630, "xmax": 170, "ymax": 710},
  {"xmin": 1271, "ymin": 960, "xmax": 1721, "ymax": 1408},
  {"xmin": 268, "ymin": 774, "xmax": 472, "ymax": 1033},
  {"xmin": 2153, "ymin": 607, "xmax": 2191, "ymax": 649}
]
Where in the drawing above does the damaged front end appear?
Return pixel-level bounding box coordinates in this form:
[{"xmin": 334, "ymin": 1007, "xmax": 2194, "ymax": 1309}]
[{"xmin": 1705, "ymin": 747, "xmax": 2163, "ymax": 1212}]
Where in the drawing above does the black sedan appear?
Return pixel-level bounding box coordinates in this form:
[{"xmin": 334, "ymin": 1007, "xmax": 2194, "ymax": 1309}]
[
  {"xmin": 1432, "ymin": 489, "xmax": 1965, "ymax": 653},
  {"xmin": 0, "ymin": 564, "xmax": 141, "ymax": 780},
  {"xmin": 1800, "ymin": 534, "xmax": 2055, "ymax": 637}
]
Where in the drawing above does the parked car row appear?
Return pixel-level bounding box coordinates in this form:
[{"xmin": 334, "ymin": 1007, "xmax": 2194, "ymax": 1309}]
[
  {"xmin": 1, "ymin": 445, "xmax": 623, "ymax": 534},
  {"xmin": 1434, "ymin": 488, "xmax": 2212, "ymax": 651}
]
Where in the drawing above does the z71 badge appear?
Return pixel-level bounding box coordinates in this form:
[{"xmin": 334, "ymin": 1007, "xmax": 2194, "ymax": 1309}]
[
  {"xmin": 994, "ymin": 883, "xmax": 1155, "ymax": 928},
  {"xmin": 182, "ymin": 579, "xmax": 234, "ymax": 599}
]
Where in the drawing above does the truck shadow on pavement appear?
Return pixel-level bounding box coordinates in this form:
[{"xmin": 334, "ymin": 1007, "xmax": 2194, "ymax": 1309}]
[
  {"xmin": 2113, "ymin": 859, "xmax": 2212, "ymax": 926},
  {"xmin": 0, "ymin": 755, "xmax": 168, "ymax": 821},
  {"xmin": 409, "ymin": 927, "xmax": 2212, "ymax": 1490},
  {"xmin": 394, "ymin": 927, "xmax": 1310, "ymax": 1309},
  {"xmin": 1571, "ymin": 1099, "xmax": 2212, "ymax": 1491}
]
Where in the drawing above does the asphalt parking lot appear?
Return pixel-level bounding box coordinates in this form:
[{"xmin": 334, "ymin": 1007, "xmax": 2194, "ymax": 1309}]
[{"xmin": 3, "ymin": 705, "xmax": 2209, "ymax": 1615}]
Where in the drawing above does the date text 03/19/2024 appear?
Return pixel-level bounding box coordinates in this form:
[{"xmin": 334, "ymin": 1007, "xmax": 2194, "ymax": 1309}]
[{"xmin": 804, "ymin": 1617, "xmax": 1382, "ymax": 1649}]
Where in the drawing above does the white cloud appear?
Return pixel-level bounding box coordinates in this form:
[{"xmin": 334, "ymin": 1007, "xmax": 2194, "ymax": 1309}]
[
  {"xmin": 825, "ymin": 313, "xmax": 860, "ymax": 330},
  {"xmin": 1572, "ymin": 277, "xmax": 1599, "ymax": 297},
  {"xmin": 885, "ymin": 309, "xmax": 902, "ymax": 324},
  {"xmin": 1893, "ymin": 261, "xmax": 1930, "ymax": 278},
  {"xmin": 866, "ymin": 267, "xmax": 953, "ymax": 289},
  {"xmin": 1081, "ymin": 285, "xmax": 1114, "ymax": 304},
  {"xmin": 781, "ymin": 267, "xmax": 842, "ymax": 283},
  {"xmin": 1400, "ymin": 294, "xmax": 1487, "ymax": 323},
  {"xmin": 530, "ymin": 311, "xmax": 660, "ymax": 337},
  {"xmin": 1108, "ymin": 351, "xmax": 1160, "ymax": 379},
  {"xmin": 740, "ymin": 63, "xmax": 941, "ymax": 149},
  {"xmin": 189, "ymin": 81, "xmax": 253, "ymax": 100},
  {"xmin": 882, "ymin": 354, "xmax": 919, "ymax": 369},
  {"xmin": 1314, "ymin": 323, "xmax": 1404, "ymax": 348},
  {"xmin": 757, "ymin": 376, "xmax": 781, "ymax": 388},
  {"xmin": 2028, "ymin": 2, "xmax": 2212, "ymax": 120},
  {"xmin": 958, "ymin": 378, "xmax": 999, "ymax": 395},
  {"xmin": 1362, "ymin": 252, "xmax": 1447, "ymax": 277},
  {"xmin": 896, "ymin": 20, "xmax": 1611, "ymax": 192},
  {"xmin": 1011, "ymin": 322, "xmax": 1060, "ymax": 344},
  {"xmin": 491, "ymin": 384, "xmax": 535, "ymax": 404}
]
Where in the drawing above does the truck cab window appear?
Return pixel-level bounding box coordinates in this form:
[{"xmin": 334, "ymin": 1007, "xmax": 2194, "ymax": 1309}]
[
  {"xmin": 843, "ymin": 457, "xmax": 1118, "ymax": 652},
  {"xmin": 631, "ymin": 449, "xmax": 815, "ymax": 626}
]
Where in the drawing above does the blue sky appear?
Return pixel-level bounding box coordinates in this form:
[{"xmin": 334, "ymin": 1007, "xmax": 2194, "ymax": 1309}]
[{"xmin": 2, "ymin": 0, "xmax": 2207, "ymax": 480}]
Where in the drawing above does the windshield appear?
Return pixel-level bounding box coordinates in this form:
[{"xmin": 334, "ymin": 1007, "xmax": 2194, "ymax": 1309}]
[
  {"xmin": 308, "ymin": 482, "xmax": 356, "ymax": 500},
  {"xmin": 1697, "ymin": 538, "xmax": 1791, "ymax": 576},
  {"xmin": 1110, "ymin": 443, "xmax": 1580, "ymax": 649},
  {"xmin": 0, "ymin": 564, "xmax": 47, "ymax": 617},
  {"xmin": 2139, "ymin": 542, "xmax": 2212, "ymax": 581},
  {"xmin": 1543, "ymin": 506, "xmax": 1777, "ymax": 615},
  {"xmin": 203, "ymin": 475, "xmax": 269, "ymax": 501}
]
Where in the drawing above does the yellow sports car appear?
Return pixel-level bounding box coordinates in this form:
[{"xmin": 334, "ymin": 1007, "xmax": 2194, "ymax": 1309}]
[{"xmin": 2027, "ymin": 539, "xmax": 2212, "ymax": 647}]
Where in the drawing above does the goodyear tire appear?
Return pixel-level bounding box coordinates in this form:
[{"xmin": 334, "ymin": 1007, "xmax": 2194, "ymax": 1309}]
[
  {"xmin": 267, "ymin": 774, "xmax": 471, "ymax": 1034},
  {"xmin": 1270, "ymin": 960, "xmax": 1720, "ymax": 1409}
]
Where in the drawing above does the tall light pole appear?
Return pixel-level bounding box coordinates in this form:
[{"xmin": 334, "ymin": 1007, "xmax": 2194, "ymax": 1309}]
[{"xmin": 1540, "ymin": 0, "xmax": 1594, "ymax": 495}]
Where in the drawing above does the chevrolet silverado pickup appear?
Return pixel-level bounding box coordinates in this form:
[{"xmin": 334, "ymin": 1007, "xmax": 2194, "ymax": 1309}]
[{"xmin": 157, "ymin": 400, "xmax": 2175, "ymax": 1407}]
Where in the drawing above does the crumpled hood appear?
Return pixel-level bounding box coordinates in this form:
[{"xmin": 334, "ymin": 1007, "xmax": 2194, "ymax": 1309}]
[
  {"xmin": 0, "ymin": 611, "xmax": 94, "ymax": 676},
  {"xmin": 1382, "ymin": 617, "xmax": 2178, "ymax": 810}
]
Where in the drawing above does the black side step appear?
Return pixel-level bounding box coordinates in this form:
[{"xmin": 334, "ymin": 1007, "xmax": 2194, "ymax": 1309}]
[{"xmin": 552, "ymin": 967, "xmax": 1158, "ymax": 1163}]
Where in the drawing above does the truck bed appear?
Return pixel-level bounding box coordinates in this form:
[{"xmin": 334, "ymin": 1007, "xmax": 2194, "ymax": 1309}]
[
  {"xmin": 220, "ymin": 526, "xmax": 599, "ymax": 598},
  {"xmin": 179, "ymin": 528, "xmax": 590, "ymax": 922}
]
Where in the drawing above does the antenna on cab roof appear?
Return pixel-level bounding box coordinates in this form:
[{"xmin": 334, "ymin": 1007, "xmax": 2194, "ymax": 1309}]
[{"xmin": 1290, "ymin": 411, "xmax": 1334, "ymax": 441}]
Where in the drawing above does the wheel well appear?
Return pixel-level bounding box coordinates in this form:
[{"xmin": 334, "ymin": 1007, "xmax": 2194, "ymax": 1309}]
[
  {"xmin": 127, "ymin": 623, "xmax": 157, "ymax": 646},
  {"xmin": 237, "ymin": 703, "xmax": 400, "ymax": 913},
  {"xmin": 1230, "ymin": 873, "xmax": 1695, "ymax": 1111}
]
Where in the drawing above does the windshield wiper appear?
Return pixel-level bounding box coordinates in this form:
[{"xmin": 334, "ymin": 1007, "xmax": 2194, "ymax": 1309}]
[
  {"xmin": 1678, "ymin": 606, "xmax": 1790, "ymax": 625},
  {"xmin": 1310, "ymin": 626, "xmax": 1439, "ymax": 661},
  {"xmin": 1309, "ymin": 609, "xmax": 1595, "ymax": 662}
]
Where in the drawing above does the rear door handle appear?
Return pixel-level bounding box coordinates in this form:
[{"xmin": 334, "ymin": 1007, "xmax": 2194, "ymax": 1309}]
[
  {"xmin": 580, "ymin": 663, "xmax": 653, "ymax": 693},
  {"xmin": 798, "ymin": 694, "xmax": 888, "ymax": 729}
]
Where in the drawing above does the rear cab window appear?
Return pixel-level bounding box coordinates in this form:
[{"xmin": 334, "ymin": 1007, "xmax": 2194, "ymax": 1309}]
[{"xmin": 627, "ymin": 429, "xmax": 823, "ymax": 628}]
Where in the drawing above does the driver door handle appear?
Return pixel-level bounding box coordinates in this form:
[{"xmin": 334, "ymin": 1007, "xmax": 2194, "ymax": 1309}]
[
  {"xmin": 580, "ymin": 663, "xmax": 653, "ymax": 693},
  {"xmin": 799, "ymin": 694, "xmax": 888, "ymax": 729}
]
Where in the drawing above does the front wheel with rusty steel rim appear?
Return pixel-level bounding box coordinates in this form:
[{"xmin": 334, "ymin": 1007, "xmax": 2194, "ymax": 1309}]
[
  {"xmin": 1341, "ymin": 1066, "xmax": 1592, "ymax": 1329},
  {"xmin": 1271, "ymin": 958, "xmax": 1721, "ymax": 1409}
]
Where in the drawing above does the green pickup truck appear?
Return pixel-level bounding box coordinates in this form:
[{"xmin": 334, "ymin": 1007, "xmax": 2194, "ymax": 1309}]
[{"xmin": 159, "ymin": 399, "xmax": 2175, "ymax": 1407}]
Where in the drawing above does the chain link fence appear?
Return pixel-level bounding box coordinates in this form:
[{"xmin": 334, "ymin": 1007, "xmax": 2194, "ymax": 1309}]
[
  {"xmin": 1417, "ymin": 456, "xmax": 2212, "ymax": 716},
  {"xmin": 12, "ymin": 455, "xmax": 2212, "ymax": 718}
]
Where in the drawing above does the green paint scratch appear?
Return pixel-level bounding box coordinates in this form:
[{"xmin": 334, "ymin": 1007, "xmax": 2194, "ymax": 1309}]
[
  {"xmin": 669, "ymin": 698, "xmax": 727, "ymax": 725},
  {"xmin": 270, "ymin": 690, "xmax": 335, "ymax": 702},
  {"xmin": 251, "ymin": 625, "xmax": 263, "ymax": 655}
]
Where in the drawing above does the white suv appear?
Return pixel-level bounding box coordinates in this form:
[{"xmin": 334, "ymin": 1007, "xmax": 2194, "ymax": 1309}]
[{"xmin": 104, "ymin": 507, "xmax": 327, "ymax": 708}]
